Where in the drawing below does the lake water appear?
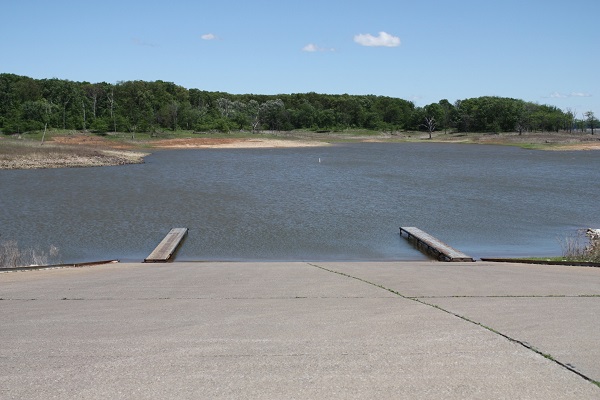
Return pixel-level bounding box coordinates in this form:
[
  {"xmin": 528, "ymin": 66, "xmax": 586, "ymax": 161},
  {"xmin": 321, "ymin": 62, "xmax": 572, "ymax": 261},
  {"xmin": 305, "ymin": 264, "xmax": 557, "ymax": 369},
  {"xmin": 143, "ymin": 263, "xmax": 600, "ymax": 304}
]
[{"xmin": 1, "ymin": 143, "xmax": 599, "ymax": 263}]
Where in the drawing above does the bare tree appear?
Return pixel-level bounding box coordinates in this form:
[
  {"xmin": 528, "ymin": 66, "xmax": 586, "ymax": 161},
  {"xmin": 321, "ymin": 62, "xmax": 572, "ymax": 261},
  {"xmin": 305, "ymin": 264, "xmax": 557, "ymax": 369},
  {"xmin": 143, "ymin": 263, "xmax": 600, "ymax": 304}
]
[
  {"xmin": 84, "ymin": 84, "xmax": 104, "ymax": 119},
  {"xmin": 247, "ymin": 100, "xmax": 261, "ymax": 133},
  {"xmin": 40, "ymin": 99, "xmax": 54, "ymax": 145},
  {"xmin": 565, "ymin": 108, "xmax": 576, "ymax": 133},
  {"xmin": 107, "ymin": 89, "xmax": 117, "ymax": 132},
  {"xmin": 421, "ymin": 116, "xmax": 436, "ymax": 139},
  {"xmin": 515, "ymin": 120, "xmax": 526, "ymax": 135},
  {"xmin": 81, "ymin": 99, "xmax": 87, "ymax": 131}
]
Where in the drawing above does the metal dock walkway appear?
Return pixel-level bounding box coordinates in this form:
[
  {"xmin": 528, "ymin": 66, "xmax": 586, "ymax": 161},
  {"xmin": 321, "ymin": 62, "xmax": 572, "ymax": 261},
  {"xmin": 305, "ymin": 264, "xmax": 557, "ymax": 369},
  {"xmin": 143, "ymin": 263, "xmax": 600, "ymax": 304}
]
[
  {"xmin": 144, "ymin": 228, "xmax": 188, "ymax": 263},
  {"xmin": 400, "ymin": 227, "xmax": 474, "ymax": 262}
]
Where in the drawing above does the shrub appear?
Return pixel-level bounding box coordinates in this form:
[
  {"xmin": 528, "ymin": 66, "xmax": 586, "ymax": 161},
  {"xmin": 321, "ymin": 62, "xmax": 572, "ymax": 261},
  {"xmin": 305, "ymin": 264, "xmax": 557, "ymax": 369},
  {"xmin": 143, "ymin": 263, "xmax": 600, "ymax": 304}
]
[
  {"xmin": 0, "ymin": 240, "xmax": 60, "ymax": 268},
  {"xmin": 559, "ymin": 230, "xmax": 600, "ymax": 263}
]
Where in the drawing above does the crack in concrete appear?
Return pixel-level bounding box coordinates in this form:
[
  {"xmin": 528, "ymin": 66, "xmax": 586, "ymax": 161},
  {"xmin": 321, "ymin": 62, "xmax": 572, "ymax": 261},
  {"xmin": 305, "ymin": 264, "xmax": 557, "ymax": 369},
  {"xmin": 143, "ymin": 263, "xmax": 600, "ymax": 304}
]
[{"xmin": 307, "ymin": 262, "xmax": 600, "ymax": 390}]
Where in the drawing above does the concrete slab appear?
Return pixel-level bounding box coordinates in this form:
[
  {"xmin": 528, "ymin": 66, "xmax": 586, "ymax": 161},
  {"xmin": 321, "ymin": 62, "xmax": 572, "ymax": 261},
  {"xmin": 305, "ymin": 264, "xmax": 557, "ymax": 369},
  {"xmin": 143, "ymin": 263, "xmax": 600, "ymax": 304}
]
[
  {"xmin": 316, "ymin": 261, "xmax": 600, "ymax": 393},
  {"xmin": 0, "ymin": 262, "xmax": 397, "ymax": 300},
  {"xmin": 428, "ymin": 297, "xmax": 600, "ymax": 382},
  {"xmin": 1, "ymin": 261, "xmax": 599, "ymax": 399},
  {"xmin": 323, "ymin": 261, "xmax": 600, "ymax": 297}
]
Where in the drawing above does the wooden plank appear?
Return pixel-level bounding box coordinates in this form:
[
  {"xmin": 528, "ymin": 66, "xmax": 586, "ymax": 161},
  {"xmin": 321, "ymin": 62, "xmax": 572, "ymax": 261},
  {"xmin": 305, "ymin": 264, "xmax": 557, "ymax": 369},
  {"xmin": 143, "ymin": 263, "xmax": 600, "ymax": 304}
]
[
  {"xmin": 144, "ymin": 228, "xmax": 188, "ymax": 263},
  {"xmin": 400, "ymin": 227, "xmax": 474, "ymax": 262}
]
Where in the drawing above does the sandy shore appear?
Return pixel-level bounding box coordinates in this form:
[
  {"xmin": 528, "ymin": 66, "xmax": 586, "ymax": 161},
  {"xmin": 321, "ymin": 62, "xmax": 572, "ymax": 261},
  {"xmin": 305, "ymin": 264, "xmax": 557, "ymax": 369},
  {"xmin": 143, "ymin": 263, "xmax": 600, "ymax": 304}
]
[
  {"xmin": 150, "ymin": 137, "xmax": 328, "ymax": 149},
  {"xmin": 548, "ymin": 142, "xmax": 600, "ymax": 150}
]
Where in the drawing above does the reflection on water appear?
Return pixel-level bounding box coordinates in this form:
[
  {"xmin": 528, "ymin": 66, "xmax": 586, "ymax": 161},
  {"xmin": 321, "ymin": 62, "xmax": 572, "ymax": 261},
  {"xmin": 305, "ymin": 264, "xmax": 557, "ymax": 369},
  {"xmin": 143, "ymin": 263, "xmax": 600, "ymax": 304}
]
[{"xmin": 1, "ymin": 143, "xmax": 599, "ymax": 263}]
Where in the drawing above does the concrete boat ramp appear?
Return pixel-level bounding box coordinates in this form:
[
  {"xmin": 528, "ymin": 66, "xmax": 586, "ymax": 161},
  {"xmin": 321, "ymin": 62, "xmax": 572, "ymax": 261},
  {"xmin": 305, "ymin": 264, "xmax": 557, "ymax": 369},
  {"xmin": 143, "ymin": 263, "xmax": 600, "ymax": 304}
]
[{"xmin": 1, "ymin": 261, "xmax": 599, "ymax": 399}]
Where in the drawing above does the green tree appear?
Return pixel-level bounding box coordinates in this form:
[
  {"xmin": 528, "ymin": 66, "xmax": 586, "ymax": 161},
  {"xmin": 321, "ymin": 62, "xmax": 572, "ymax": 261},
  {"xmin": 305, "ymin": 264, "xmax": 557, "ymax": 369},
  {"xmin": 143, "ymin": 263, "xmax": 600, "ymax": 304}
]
[
  {"xmin": 584, "ymin": 111, "xmax": 596, "ymax": 134},
  {"xmin": 260, "ymin": 99, "xmax": 288, "ymax": 131},
  {"xmin": 424, "ymin": 103, "xmax": 444, "ymax": 132},
  {"xmin": 41, "ymin": 78, "xmax": 81, "ymax": 129},
  {"xmin": 290, "ymin": 101, "xmax": 317, "ymax": 129},
  {"xmin": 22, "ymin": 99, "xmax": 54, "ymax": 133},
  {"xmin": 565, "ymin": 108, "xmax": 577, "ymax": 133},
  {"xmin": 116, "ymin": 81, "xmax": 154, "ymax": 135},
  {"xmin": 438, "ymin": 99, "xmax": 455, "ymax": 133},
  {"xmin": 317, "ymin": 109, "xmax": 335, "ymax": 130}
]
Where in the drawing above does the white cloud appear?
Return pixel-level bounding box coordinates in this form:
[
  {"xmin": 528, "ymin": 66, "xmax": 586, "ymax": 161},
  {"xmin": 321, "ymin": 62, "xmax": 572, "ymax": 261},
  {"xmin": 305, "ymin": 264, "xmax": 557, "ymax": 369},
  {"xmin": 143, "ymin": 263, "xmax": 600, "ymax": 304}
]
[
  {"xmin": 550, "ymin": 92, "xmax": 568, "ymax": 98},
  {"xmin": 302, "ymin": 43, "xmax": 335, "ymax": 52},
  {"xmin": 354, "ymin": 31, "xmax": 400, "ymax": 47},
  {"xmin": 201, "ymin": 33, "xmax": 217, "ymax": 40},
  {"xmin": 547, "ymin": 91, "xmax": 592, "ymax": 99}
]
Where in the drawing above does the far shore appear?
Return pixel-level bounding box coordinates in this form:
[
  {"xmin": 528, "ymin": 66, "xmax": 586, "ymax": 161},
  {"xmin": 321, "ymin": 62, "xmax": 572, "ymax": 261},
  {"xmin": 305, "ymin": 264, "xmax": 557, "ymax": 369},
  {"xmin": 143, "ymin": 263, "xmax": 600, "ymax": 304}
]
[
  {"xmin": 148, "ymin": 137, "xmax": 327, "ymax": 149},
  {"xmin": 1, "ymin": 129, "xmax": 599, "ymax": 170}
]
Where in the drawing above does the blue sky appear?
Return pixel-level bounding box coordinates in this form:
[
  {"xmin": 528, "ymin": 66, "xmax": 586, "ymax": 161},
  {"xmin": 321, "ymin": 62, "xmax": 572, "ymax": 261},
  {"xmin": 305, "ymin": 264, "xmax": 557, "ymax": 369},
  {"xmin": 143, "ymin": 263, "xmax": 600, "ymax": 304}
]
[{"xmin": 2, "ymin": 0, "xmax": 599, "ymax": 116}]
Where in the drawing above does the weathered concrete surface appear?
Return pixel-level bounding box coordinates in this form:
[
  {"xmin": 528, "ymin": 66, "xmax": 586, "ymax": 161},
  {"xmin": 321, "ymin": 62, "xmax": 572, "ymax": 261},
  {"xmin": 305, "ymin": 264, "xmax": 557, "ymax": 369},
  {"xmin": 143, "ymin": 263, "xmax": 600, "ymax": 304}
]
[
  {"xmin": 1, "ymin": 261, "xmax": 599, "ymax": 399},
  {"xmin": 324, "ymin": 261, "xmax": 600, "ymax": 384},
  {"xmin": 325, "ymin": 261, "xmax": 600, "ymax": 297}
]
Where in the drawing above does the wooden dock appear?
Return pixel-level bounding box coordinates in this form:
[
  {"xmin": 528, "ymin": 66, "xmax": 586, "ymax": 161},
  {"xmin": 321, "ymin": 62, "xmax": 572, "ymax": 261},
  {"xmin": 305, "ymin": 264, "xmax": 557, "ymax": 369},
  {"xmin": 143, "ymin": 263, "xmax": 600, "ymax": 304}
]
[
  {"xmin": 144, "ymin": 228, "xmax": 188, "ymax": 263},
  {"xmin": 399, "ymin": 227, "xmax": 474, "ymax": 262}
]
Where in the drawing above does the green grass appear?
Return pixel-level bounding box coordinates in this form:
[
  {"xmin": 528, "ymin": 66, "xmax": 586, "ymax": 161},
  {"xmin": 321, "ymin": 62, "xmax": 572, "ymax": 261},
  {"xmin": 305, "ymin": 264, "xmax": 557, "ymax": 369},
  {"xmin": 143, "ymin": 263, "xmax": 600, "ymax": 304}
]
[
  {"xmin": 498, "ymin": 142, "xmax": 561, "ymax": 150},
  {"xmin": 3, "ymin": 129, "xmax": 92, "ymax": 142},
  {"xmin": 494, "ymin": 256, "xmax": 600, "ymax": 264},
  {"xmin": 332, "ymin": 129, "xmax": 382, "ymax": 136},
  {"xmin": 513, "ymin": 257, "xmax": 566, "ymax": 261}
]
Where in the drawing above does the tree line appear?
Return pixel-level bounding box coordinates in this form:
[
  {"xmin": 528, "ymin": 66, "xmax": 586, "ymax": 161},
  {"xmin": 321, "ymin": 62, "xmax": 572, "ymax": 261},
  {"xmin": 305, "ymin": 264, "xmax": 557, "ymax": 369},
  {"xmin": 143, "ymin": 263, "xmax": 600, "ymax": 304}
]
[{"xmin": 0, "ymin": 73, "xmax": 596, "ymax": 135}]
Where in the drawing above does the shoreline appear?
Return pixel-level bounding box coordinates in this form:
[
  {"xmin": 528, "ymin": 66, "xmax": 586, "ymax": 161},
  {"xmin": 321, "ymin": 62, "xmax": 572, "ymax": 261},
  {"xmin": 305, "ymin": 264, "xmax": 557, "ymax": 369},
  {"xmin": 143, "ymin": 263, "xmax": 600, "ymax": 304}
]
[
  {"xmin": 4, "ymin": 257, "xmax": 600, "ymax": 273},
  {"xmin": 0, "ymin": 143, "xmax": 148, "ymax": 170},
  {"xmin": 1, "ymin": 130, "xmax": 599, "ymax": 170}
]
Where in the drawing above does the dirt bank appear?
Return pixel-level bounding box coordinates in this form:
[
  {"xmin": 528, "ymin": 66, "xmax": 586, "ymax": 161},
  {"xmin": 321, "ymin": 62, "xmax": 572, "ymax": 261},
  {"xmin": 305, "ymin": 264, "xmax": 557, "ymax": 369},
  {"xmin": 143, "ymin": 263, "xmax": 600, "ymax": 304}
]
[
  {"xmin": 426, "ymin": 131, "xmax": 600, "ymax": 150},
  {"xmin": 0, "ymin": 139, "xmax": 147, "ymax": 170},
  {"xmin": 0, "ymin": 135, "xmax": 325, "ymax": 170},
  {"xmin": 51, "ymin": 134, "xmax": 328, "ymax": 149}
]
